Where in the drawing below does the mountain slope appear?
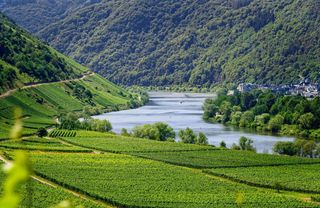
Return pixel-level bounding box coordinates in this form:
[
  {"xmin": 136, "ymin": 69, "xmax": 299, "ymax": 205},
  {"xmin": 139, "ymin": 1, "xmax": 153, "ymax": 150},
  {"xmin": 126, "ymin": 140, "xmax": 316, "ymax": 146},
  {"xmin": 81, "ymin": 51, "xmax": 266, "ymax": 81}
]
[
  {"xmin": 0, "ymin": 13, "xmax": 144, "ymax": 138},
  {"xmin": 2, "ymin": 0, "xmax": 320, "ymax": 86},
  {"xmin": 0, "ymin": 0, "xmax": 92, "ymax": 33}
]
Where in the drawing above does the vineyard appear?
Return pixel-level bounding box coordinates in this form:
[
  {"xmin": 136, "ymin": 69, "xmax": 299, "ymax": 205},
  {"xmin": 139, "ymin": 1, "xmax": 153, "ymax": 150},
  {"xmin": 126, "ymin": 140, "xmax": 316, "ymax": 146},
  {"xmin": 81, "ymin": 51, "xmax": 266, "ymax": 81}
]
[
  {"xmin": 49, "ymin": 130, "xmax": 77, "ymax": 138},
  {"xmin": 0, "ymin": 130, "xmax": 319, "ymax": 207},
  {"xmin": 29, "ymin": 152, "xmax": 317, "ymax": 208},
  {"xmin": 0, "ymin": 169, "xmax": 105, "ymax": 208},
  {"xmin": 133, "ymin": 150, "xmax": 320, "ymax": 168},
  {"xmin": 61, "ymin": 135, "xmax": 214, "ymax": 153},
  {"xmin": 0, "ymin": 137, "xmax": 90, "ymax": 152},
  {"xmin": 205, "ymin": 164, "xmax": 320, "ymax": 193}
]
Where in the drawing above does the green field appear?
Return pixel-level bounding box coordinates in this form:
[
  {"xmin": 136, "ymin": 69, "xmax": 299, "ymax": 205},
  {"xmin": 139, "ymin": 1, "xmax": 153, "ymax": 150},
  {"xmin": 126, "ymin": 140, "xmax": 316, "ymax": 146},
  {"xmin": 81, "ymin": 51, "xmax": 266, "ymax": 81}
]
[
  {"xmin": 0, "ymin": 137, "xmax": 91, "ymax": 152},
  {"xmin": 133, "ymin": 150, "xmax": 320, "ymax": 168},
  {"xmin": 205, "ymin": 164, "xmax": 320, "ymax": 193},
  {"xmin": 0, "ymin": 169, "xmax": 105, "ymax": 208},
  {"xmin": 29, "ymin": 152, "xmax": 315, "ymax": 208},
  {"xmin": 61, "ymin": 135, "xmax": 215, "ymax": 153}
]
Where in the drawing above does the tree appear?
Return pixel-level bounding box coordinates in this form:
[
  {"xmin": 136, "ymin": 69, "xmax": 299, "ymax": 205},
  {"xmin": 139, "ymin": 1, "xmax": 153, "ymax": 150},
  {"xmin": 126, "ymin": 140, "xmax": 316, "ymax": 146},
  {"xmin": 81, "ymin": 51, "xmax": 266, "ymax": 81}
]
[
  {"xmin": 132, "ymin": 123, "xmax": 175, "ymax": 141},
  {"xmin": 37, "ymin": 127, "xmax": 48, "ymax": 138},
  {"xmin": 239, "ymin": 111, "xmax": 254, "ymax": 127},
  {"xmin": 267, "ymin": 115, "xmax": 284, "ymax": 132},
  {"xmin": 196, "ymin": 132, "xmax": 208, "ymax": 145},
  {"xmin": 179, "ymin": 128, "xmax": 196, "ymax": 144},
  {"xmin": 154, "ymin": 122, "xmax": 176, "ymax": 141},
  {"xmin": 298, "ymin": 113, "xmax": 315, "ymax": 129},
  {"xmin": 220, "ymin": 101, "xmax": 232, "ymax": 123},
  {"xmin": 59, "ymin": 113, "xmax": 81, "ymax": 130},
  {"xmin": 121, "ymin": 128, "xmax": 131, "ymax": 136},
  {"xmin": 92, "ymin": 119, "xmax": 112, "ymax": 132},
  {"xmin": 253, "ymin": 113, "xmax": 270, "ymax": 129},
  {"xmin": 230, "ymin": 111, "xmax": 242, "ymax": 125},
  {"xmin": 239, "ymin": 136, "xmax": 255, "ymax": 151},
  {"xmin": 303, "ymin": 140, "xmax": 317, "ymax": 158},
  {"xmin": 273, "ymin": 142, "xmax": 297, "ymax": 156},
  {"xmin": 220, "ymin": 141, "xmax": 227, "ymax": 148},
  {"xmin": 133, "ymin": 124, "xmax": 160, "ymax": 140}
]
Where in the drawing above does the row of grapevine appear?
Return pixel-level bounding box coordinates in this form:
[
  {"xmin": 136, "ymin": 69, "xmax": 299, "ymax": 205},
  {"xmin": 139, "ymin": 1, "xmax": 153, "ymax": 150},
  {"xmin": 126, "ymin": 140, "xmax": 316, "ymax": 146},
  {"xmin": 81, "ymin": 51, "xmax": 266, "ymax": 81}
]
[
  {"xmin": 61, "ymin": 136, "xmax": 214, "ymax": 153},
  {"xmin": 29, "ymin": 152, "xmax": 317, "ymax": 208},
  {"xmin": 49, "ymin": 130, "xmax": 77, "ymax": 138},
  {"xmin": 0, "ymin": 139, "xmax": 91, "ymax": 153},
  {"xmin": 205, "ymin": 164, "xmax": 320, "ymax": 194}
]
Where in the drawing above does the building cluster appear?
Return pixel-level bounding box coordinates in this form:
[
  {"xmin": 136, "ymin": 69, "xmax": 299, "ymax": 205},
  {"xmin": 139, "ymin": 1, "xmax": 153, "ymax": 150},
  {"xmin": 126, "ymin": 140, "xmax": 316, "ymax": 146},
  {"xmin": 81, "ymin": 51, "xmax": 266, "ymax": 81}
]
[{"xmin": 237, "ymin": 79, "xmax": 320, "ymax": 98}]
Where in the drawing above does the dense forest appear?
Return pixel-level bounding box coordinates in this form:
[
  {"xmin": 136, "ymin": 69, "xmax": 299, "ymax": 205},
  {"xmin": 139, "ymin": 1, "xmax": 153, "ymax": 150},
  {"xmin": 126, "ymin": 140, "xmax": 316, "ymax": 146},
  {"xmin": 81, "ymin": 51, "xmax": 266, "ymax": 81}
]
[
  {"xmin": 203, "ymin": 90, "xmax": 320, "ymax": 139},
  {"xmin": 0, "ymin": 13, "xmax": 85, "ymax": 93},
  {"xmin": 1, "ymin": 0, "xmax": 319, "ymax": 86}
]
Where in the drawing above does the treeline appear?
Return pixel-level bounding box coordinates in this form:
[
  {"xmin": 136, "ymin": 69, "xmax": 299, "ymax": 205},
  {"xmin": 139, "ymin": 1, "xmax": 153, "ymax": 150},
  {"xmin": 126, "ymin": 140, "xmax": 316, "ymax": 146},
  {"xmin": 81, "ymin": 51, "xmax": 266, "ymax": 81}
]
[
  {"xmin": 203, "ymin": 90, "xmax": 320, "ymax": 139},
  {"xmin": 274, "ymin": 140, "xmax": 320, "ymax": 158},
  {"xmin": 122, "ymin": 123, "xmax": 209, "ymax": 145},
  {"xmin": 58, "ymin": 113, "xmax": 112, "ymax": 132}
]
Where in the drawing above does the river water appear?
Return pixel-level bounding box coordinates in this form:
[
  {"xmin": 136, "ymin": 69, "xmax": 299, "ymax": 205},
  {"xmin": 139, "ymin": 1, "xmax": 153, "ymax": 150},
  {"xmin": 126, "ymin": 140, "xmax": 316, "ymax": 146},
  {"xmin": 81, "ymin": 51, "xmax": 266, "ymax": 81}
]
[{"xmin": 93, "ymin": 91, "xmax": 295, "ymax": 153}]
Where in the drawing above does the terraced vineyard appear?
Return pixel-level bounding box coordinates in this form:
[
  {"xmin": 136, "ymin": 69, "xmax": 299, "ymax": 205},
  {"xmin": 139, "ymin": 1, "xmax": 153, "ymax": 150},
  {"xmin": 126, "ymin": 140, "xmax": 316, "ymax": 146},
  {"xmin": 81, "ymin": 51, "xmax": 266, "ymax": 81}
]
[
  {"xmin": 29, "ymin": 152, "xmax": 316, "ymax": 208},
  {"xmin": 61, "ymin": 135, "xmax": 215, "ymax": 153},
  {"xmin": 205, "ymin": 164, "xmax": 320, "ymax": 193},
  {"xmin": 0, "ymin": 137, "xmax": 90, "ymax": 152},
  {"xmin": 133, "ymin": 150, "xmax": 320, "ymax": 168}
]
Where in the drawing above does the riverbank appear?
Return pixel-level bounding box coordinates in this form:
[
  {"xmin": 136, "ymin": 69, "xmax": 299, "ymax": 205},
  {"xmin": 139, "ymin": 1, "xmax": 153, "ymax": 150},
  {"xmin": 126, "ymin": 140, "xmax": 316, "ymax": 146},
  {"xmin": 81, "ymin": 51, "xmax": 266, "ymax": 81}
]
[{"xmin": 93, "ymin": 91, "xmax": 295, "ymax": 153}]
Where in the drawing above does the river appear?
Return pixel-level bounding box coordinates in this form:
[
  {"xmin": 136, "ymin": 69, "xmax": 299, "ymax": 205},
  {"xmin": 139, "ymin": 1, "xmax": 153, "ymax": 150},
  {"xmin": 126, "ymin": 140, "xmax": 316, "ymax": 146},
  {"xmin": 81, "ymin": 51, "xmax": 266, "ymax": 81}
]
[{"xmin": 93, "ymin": 91, "xmax": 295, "ymax": 153}]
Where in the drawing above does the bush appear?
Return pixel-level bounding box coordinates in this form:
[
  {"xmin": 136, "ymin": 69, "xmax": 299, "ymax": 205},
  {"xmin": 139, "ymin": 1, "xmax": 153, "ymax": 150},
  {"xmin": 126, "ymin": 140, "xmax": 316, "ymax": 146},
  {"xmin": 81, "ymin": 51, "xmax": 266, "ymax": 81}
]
[
  {"xmin": 220, "ymin": 141, "xmax": 227, "ymax": 148},
  {"xmin": 121, "ymin": 128, "xmax": 131, "ymax": 136},
  {"xmin": 179, "ymin": 128, "xmax": 196, "ymax": 144},
  {"xmin": 132, "ymin": 122, "xmax": 175, "ymax": 141},
  {"xmin": 37, "ymin": 128, "xmax": 48, "ymax": 138},
  {"xmin": 239, "ymin": 136, "xmax": 255, "ymax": 151},
  {"xmin": 196, "ymin": 132, "xmax": 208, "ymax": 145},
  {"xmin": 273, "ymin": 142, "xmax": 297, "ymax": 156}
]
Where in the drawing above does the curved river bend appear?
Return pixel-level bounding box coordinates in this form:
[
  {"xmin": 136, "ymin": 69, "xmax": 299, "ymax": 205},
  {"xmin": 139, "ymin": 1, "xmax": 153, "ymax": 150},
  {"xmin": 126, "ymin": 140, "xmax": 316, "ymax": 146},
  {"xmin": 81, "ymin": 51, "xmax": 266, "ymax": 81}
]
[{"xmin": 94, "ymin": 91, "xmax": 295, "ymax": 153}]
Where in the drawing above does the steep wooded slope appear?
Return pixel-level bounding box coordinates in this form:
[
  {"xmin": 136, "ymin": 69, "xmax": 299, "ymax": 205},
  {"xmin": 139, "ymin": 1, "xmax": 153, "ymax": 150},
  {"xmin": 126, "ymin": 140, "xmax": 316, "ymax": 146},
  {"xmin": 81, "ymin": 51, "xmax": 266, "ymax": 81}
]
[
  {"xmin": 0, "ymin": 13, "xmax": 141, "ymax": 138},
  {"xmin": 2, "ymin": 0, "xmax": 320, "ymax": 86}
]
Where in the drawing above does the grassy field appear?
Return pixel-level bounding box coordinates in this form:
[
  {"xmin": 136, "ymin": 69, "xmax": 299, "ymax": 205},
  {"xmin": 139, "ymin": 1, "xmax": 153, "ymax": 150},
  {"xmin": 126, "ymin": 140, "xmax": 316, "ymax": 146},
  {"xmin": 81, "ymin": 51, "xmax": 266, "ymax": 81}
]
[
  {"xmin": 205, "ymin": 164, "xmax": 320, "ymax": 193},
  {"xmin": 61, "ymin": 135, "xmax": 215, "ymax": 153},
  {"xmin": 29, "ymin": 152, "xmax": 316, "ymax": 208},
  {"xmin": 133, "ymin": 150, "xmax": 320, "ymax": 168}
]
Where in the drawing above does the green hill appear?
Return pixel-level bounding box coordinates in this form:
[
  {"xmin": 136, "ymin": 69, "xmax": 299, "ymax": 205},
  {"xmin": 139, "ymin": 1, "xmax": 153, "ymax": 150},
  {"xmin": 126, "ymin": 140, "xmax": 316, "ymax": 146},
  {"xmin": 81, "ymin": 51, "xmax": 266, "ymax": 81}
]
[
  {"xmin": 0, "ymin": 13, "xmax": 144, "ymax": 138},
  {"xmin": 1, "ymin": 0, "xmax": 319, "ymax": 86}
]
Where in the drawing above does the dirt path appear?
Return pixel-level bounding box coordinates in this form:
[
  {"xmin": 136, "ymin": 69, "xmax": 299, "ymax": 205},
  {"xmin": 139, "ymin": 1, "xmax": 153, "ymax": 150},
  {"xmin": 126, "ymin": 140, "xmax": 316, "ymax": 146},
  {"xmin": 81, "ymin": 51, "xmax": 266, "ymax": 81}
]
[{"xmin": 0, "ymin": 71, "xmax": 95, "ymax": 99}]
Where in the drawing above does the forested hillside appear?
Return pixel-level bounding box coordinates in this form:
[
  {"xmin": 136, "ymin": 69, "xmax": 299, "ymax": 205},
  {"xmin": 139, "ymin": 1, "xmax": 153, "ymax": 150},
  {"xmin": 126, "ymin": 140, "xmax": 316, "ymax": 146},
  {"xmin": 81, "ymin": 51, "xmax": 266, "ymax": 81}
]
[
  {"xmin": 0, "ymin": 13, "xmax": 88, "ymax": 93},
  {"xmin": 0, "ymin": 0, "xmax": 91, "ymax": 33},
  {"xmin": 1, "ymin": 0, "xmax": 320, "ymax": 86},
  {"xmin": 0, "ymin": 13, "xmax": 145, "ymax": 138}
]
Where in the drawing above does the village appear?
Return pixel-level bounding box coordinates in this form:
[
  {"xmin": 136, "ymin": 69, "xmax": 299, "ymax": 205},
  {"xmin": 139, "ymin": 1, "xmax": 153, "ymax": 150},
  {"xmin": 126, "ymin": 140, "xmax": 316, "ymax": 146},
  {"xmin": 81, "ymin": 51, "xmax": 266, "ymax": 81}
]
[{"xmin": 237, "ymin": 78, "xmax": 320, "ymax": 98}]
